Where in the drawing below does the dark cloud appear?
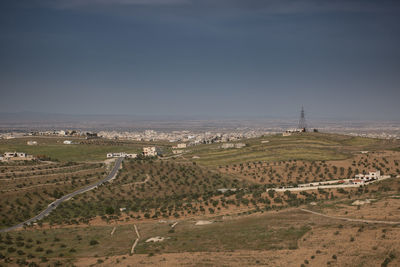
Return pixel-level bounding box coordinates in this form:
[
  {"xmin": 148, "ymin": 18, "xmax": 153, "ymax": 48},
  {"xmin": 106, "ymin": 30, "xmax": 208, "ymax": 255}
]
[
  {"xmin": 0, "ymin": 0, "xmax": 399, "ymax": 119},
  {"xmin": 218, "ymin": 0, "xmax": 400, "ymax": 14},
  {"xmin": 42, "ymin": 0, "xmax": 189, "ymax": 8},
  {"xmin": 28, "ymin": 0, "xmax": 400, "ymax": 14}
]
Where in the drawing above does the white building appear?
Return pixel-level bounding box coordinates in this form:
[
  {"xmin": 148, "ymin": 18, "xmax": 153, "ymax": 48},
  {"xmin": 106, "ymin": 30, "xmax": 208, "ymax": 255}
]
[
  {"xmin": 177, "ymin": 143, "xmax": 187, "ymax": 148},
  {"xmin": 283, "ymin": 128, "xmax": 305, "ymax": 136},
  {"xmin": 172, "ymin": 143, "xmax": 187, "ymax": 149},
  {"xmin": 2, "ymin": 152, "xmax": 33, "ymax": 161},
  {"xmin": 235, "ymin": 143, "xmax": 246, "ymax": 148},
  {"xmin": 355, "ymin": 171, "xmax": 381, "ymax": 181},
  {"xmin": 221, "ymin": 143, "xmax": 245, "ymax": 149},
  {"xmin": 27, "ymin": 141, "xmax": 38, "ymax": 145},
  {"xmin": 107, "ymin": 152, "xmax": 122, "ymax": 158},
  {"xmin": 143, "ymin": 147, "xmax": 158, "ymax": 157},
  {"xmin": 4, "ymin": 152, "xmax": 26, "ymax": 158},
  {"xmin": 221, "ymin": 143, "xmax": 235, "ymax": 149},
  {"xmin": 349, "ymin": 179, "xmax": 365, "ymax": 185}
]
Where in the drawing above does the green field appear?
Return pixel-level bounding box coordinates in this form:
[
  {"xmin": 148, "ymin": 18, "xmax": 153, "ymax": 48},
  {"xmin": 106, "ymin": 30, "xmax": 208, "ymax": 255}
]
[
  {"xmin": 0, "ymin": 133, "xmax": 394, "ymax": 163},
  {"xmin": 0, "ymin": 210, "xmax": 312, "ymax": 262},
  {"xmin": 136, "ymin": 210, "xmax": 311, "ymax": 254},
  {"xmin": 0, "ymin": 137, "xmax": 166, "ymax": 162},
  {"xmin": 182, "ymin": 133, "xmax": 391, "ymax": 167},
  {"xmin": 0, "ymin": 225, "xmax": 134, "ymax": 259}
]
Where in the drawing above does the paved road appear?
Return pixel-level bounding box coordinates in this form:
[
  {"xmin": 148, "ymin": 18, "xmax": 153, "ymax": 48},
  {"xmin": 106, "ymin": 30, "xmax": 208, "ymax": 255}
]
[
  {"xmin": 0, "ymin": 157, "xmax": 123, "ymax": 233},
  {"xmin": 301, "ymin": 208, "xmax": 400, "ymax": 225}
]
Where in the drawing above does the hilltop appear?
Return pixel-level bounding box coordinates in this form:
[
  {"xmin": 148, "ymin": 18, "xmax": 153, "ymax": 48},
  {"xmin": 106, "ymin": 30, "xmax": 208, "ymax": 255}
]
[{"xmin": 0, "ymin": 132, "xmax": 400, "ymax": 266}]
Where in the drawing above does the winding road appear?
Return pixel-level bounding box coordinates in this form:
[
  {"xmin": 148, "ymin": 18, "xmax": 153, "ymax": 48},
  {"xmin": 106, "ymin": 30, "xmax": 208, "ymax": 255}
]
[{"xmin": 0, "ymin": 157, "xmax": 123, "ymax": 233}]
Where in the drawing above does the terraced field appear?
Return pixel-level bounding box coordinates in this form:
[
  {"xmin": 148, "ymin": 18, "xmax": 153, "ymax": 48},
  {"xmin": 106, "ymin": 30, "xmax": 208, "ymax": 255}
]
[
  {"xmin": 43, "ymin": 159, "xmax": 250, "ymax": 225},
  {"xmin": 0, "ymin": 161, "xmax": 107, "ymax": 229},
  {"xmin": 182, "ymin": 133, "xmax": 396, "ymax": 167},
  {"xmin": 219, "ymin": 151, "xmax": 400, "ymax": 186}
]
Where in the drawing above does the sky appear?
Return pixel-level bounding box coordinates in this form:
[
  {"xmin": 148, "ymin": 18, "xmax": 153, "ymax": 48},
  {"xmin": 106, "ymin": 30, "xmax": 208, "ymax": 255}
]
[{"xmin": 0, "ymin": 0, "xmax": 399, "ymax": 120}]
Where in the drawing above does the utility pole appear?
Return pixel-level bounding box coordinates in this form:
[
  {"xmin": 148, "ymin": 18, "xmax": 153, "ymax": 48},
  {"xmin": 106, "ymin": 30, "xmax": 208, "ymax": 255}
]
[{"xmin": 298, "ymin": 106, "xmax": 307, "ymax": 132}]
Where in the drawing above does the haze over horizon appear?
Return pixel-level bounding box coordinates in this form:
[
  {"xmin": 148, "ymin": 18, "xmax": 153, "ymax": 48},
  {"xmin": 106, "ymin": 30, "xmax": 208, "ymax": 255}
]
[{"xmin": 1, "ymin": 0, "xmax": 400, "ymax": 121}]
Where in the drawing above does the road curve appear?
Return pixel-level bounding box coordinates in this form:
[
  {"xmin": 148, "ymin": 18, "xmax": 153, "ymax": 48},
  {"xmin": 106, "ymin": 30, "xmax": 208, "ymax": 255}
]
[{"xmin": 0, "ymin": 157, "xmax": 123, "ymax": 233}]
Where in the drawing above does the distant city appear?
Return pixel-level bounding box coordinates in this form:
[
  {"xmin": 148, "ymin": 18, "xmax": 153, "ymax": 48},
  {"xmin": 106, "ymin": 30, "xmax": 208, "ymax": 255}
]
[
  {"xmin": 1, "ymin": 112, "xmax": 400, "ymax": 141},
  {"xmin": 1, "ymin": 121, "xmax": 399, "ymax": 143}
]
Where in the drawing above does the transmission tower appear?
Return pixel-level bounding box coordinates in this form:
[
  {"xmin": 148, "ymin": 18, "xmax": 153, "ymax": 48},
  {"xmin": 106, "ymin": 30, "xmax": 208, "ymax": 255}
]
[{"xmin": 298, "ymin": 106, "xmax": 307, "ymax": 132}]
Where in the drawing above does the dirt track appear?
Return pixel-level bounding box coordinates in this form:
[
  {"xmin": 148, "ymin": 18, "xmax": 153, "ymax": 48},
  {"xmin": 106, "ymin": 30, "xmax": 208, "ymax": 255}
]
[{"xmin": 300, "ymin": 208, "xmax": 400, "ymax": 225}]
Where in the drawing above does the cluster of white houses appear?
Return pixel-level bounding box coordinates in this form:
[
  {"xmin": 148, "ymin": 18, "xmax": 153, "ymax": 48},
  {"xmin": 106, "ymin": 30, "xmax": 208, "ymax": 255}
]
[
  {"xmin": 300, "ymin": 171, "xmax": 382, "ymax": 187},
  {"xmin": 272, "ymin": 170, "xmax": 388, "ymax": 192},
  {"xmin": 26, "ymin": 140, "xmax": 73, "ymax": 145},
  {"xmin": 0, "ymin": 152, "xmax": 34, "ymax": 161},
  {"xmin": 107, "ymin": 146, "xmax": 160, "ymax": 159},
  {"xmin": 106, "ymin": 152, "xmax": 137, "ymax": 159}
]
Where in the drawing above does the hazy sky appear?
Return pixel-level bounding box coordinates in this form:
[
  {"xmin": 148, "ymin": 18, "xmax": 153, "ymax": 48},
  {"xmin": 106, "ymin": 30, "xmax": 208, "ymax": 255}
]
[{"xmin": 1, "ymin": 0, "xmax": 399, "ymax": 120}]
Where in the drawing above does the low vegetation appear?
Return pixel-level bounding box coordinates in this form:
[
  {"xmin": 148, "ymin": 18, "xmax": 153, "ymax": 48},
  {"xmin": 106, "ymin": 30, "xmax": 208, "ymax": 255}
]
[
  {"xmin": 0, "ymin": 161, "xmax": 107, "ymax": 228},
  {"xmin": 1, "ymin": 133, "xmax": 400, "ymax": 266}
]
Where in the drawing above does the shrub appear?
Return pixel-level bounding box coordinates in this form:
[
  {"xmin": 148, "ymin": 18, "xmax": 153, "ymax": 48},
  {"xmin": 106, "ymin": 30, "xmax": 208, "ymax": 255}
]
[
  {"xmin": 381, "ymin": 258, "xmax": 391, "ymax": 267},
  {"xmin": 90, "ymin": 240, "xmax": 99, "ymax": 246},
  {"xmin": 105, "ymin": 207, "xmax": 115, "ymax": 215}
]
